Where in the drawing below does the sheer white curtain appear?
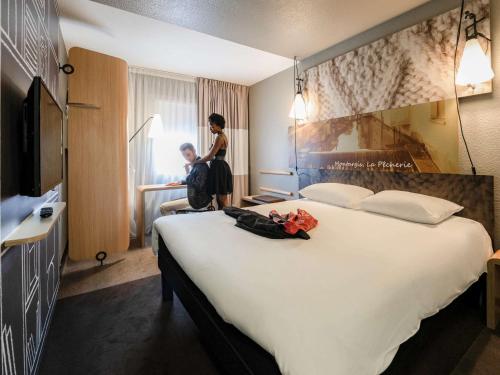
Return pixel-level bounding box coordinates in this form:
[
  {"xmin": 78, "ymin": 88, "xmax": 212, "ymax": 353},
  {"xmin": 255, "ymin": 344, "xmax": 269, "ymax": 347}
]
[{"xmin": 128, "ymin": 67, "xmax": 197, "ymax": 237}]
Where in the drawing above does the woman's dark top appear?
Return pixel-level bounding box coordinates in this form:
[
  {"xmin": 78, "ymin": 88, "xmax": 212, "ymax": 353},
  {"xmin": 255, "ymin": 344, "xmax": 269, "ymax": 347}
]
[{"xmin": 208, "ymin": 148, "xmax": 233, "ymax": 195}]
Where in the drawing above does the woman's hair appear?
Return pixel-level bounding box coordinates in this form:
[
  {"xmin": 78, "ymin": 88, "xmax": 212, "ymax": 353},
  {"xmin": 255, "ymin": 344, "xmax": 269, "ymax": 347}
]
[{"xmin": 208, "ymin": 113, "xmax": 226, "ymax": 129}]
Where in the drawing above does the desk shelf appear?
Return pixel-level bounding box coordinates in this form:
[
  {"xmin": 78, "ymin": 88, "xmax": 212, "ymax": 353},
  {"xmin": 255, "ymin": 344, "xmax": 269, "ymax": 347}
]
[
  {"xmin": 3, "ymin": 202, "xmax": 66, "ymax": 248},
  {"xmin": 136, "ymin": 184, "xmax": 187, "ymax": 247}
]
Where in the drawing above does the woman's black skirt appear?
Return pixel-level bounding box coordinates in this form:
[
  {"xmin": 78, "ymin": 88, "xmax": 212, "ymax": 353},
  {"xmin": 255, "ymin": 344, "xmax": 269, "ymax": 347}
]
[{"xmin": 208, "ymin": 159, "xmax": 233, "ymax": 195}]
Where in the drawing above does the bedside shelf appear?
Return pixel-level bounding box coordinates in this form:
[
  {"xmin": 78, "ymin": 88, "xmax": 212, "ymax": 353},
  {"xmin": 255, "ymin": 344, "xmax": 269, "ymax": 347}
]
[
  {"xmin": 241, "ymin": 195, "xmax": 290, "ymax": 207},
  {"xmin": 2, "ymin": 202, "xmax": 66, "ymax": 248}
]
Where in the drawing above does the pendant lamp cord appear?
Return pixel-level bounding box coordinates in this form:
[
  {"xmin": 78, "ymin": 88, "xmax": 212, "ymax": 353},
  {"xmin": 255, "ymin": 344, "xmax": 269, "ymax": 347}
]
[
  {"xmin": 293, "ymin": 57, "xmax": 310, "ymax": 180},
  {"xmin": 293, "ymin": 57, "xmax": 299, "ymax": 175},
  {"xmin": 454, "ymin": 0, "xmax": 477, "ymax": 175}
]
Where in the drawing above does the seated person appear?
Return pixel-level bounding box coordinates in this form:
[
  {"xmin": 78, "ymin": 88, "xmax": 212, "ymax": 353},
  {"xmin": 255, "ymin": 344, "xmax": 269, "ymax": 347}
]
[{"xmin": 167, "ymin": 143, "xmax": 211, "ymax": 210}]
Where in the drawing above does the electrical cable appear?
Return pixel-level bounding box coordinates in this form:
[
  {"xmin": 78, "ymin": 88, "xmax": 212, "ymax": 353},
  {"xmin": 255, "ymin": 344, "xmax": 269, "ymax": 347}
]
[
  {"xmin": 292, "ymin": 57, "xmax": 311, "ymax": 181},
  {"xmin": 454, "ymin": 0, "xmax": 477, "ymax": 175},
  {"xmin": 293, "ymin": 57, "xmax": 299, "ymax": 174}
]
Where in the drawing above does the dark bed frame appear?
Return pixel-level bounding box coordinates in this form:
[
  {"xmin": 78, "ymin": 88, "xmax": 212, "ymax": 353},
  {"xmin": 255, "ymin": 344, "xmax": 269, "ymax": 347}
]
[{"xmin": 158, "ymin": 171, "xmax": 494, "ymax": 375}]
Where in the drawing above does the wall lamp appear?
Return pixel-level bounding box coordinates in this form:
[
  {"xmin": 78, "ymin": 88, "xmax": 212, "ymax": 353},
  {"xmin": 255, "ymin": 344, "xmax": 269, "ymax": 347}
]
[
  {"xmin": 456, "ymin": 10, "xmax": 494, "ymax": 86},
  {"xmin": 289, "ymin": 57, "xmax": 307, "ymax": 120},
  {"xmin": 453, "ymin": 1, "xmax": 494, "ymax": 176}
]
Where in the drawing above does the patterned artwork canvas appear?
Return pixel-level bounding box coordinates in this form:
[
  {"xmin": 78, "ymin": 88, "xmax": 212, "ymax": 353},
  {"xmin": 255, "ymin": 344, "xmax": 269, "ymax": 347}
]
[
  {"xmin": 290, "ymin": 0, "xmax": 491, "ymax": 173},
  {"xmin": 289, "ymin": 99, "xmax": 458, "ymax": 173}
]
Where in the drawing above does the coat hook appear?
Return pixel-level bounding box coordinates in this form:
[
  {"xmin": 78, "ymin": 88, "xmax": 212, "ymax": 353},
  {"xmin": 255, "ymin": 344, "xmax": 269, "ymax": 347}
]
[{"xmin": 59, "ymin": 64, "xmax": 75, "ymax": 75}]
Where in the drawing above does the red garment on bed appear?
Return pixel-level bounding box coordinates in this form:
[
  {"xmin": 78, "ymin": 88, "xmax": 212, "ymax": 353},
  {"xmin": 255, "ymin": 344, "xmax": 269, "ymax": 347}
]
[{"xmin": 269, "ymin": 209, "xmax": 318, "ymax": 235}]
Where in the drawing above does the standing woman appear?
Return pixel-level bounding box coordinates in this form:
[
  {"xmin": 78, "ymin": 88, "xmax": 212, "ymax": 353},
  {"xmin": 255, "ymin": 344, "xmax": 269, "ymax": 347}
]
[{"xmin": 193, "ymin": 113, "xmax": 233, "ymax": 209}]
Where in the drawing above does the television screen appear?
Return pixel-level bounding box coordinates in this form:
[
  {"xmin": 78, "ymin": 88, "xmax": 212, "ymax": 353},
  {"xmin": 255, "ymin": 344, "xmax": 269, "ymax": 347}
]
[{"xmin": 21, "ymin": 77, "xmax": 63, "ymax": 197}]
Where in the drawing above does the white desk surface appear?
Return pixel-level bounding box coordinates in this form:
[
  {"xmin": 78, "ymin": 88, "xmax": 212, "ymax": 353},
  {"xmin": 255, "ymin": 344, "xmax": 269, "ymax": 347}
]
[{"xmin": 137, "ymin": 184, "xmax": 187, "ymax": 193}]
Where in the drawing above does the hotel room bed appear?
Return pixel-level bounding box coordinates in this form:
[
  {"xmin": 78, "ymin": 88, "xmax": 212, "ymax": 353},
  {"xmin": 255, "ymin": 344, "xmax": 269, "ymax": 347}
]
[{"xmin": 153, "ymin": 193, "xmax": 492, "ymax": 375}]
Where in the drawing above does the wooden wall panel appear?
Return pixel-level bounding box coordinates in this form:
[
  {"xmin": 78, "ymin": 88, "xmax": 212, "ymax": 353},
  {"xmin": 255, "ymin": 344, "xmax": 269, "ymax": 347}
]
[{"xmin": 68, "ymin": 48, "xmax": 129, "ymax": 260}]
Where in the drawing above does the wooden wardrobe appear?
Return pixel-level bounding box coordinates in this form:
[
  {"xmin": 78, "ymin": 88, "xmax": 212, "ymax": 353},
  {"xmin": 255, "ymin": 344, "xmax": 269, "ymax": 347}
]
[{"xmin": 67, "ymin": 47, "xmax": 129, "ymax": 260}]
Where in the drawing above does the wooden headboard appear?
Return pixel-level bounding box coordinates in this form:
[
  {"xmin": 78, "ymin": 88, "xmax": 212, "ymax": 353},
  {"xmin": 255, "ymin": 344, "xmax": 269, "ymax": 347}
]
[{"xmin": 298, "ymin": 169, "xmax": 495, "ymax": 242}]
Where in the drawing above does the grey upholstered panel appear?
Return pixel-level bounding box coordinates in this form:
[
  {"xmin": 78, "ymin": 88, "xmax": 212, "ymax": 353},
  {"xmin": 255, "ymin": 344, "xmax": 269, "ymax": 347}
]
[{"xmin": 298, "ymin": 169, "xmax": 495, "ymax": 242}]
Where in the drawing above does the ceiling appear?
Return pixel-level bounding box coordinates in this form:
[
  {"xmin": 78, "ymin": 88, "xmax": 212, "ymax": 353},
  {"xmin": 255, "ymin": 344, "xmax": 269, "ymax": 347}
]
[
  {"xmin": 58, "ymin": 0, "xmax": 293, "ymax": 86},
  {"xmin": 92, "ymin": 0, "xmax": 429, "ymax": 58},
  {"xmin": 59, "ymin": 0, "xmax": 430, "ymax": 86}
]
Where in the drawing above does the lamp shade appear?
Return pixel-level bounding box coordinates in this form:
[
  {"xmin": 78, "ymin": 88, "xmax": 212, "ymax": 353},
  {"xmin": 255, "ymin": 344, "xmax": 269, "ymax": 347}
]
[
  {"xmin": 456, "ymin": 38, "xmax": 494, "ymax": 86},
  {"xmin": 289, "ymin": 93, "xmax": 307, "ymax": 120},
  {"xmin": 148, "ymin": 114, "xmax": 163, "ymax": 139}
]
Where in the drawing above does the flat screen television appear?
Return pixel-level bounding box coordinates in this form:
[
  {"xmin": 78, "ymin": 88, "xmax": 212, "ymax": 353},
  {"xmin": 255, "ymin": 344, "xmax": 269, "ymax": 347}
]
[{"xmin": 21, "ymin": 76, "xmax": 63, "ymax": 197}]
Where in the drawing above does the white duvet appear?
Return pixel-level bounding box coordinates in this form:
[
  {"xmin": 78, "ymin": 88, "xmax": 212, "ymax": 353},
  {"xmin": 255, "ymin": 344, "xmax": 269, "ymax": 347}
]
[{"xmin": 153, "ymin": 199, "xmax": 492, "ymax": 375}]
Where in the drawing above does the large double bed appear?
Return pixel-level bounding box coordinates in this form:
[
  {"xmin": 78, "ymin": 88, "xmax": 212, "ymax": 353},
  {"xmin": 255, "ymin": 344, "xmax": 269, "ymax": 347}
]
[{"xmin": 153, "ymin": 171, "xmax": 494, "ymax": 375}]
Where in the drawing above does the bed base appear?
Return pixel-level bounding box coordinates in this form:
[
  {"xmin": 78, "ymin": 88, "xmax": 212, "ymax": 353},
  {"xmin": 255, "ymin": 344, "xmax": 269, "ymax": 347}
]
[
  {"xmin": 158, "ymin": 236, "xmax": 486, "ymax": 375},
  {"xmin": 158, "ymin": 236, "xmax": 281, "ymax": 375}
]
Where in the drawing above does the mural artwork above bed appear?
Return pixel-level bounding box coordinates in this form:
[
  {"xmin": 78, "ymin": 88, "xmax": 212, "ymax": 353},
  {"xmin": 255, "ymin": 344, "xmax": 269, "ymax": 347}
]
[{"xmin": 289, "ymin": 0, "xmax": 491, "ymax": 173}]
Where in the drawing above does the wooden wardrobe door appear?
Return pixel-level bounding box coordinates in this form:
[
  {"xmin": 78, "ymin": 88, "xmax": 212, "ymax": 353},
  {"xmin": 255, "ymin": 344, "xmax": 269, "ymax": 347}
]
[{"xmin": 68, "ymin": 48, "xmax": 129, "ymax": 260}]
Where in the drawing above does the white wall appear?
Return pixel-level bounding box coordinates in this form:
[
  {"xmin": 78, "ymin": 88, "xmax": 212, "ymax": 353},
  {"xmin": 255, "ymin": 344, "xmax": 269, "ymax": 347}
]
[
  {"xmin": 249, "ymin": 0, "xmax": 500, "ymax": 247},
  {"xmin": 249, "ymin": 67, "xmax": 298, "ymax": 197}
]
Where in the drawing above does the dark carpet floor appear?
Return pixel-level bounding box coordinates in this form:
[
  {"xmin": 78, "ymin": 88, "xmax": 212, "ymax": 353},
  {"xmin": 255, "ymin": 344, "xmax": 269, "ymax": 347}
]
[
  {"xmin": 39, "ymin": 275, "xmax": 499, "ymax": 375},
  {"xmin": 39, "ymin": 275, "xmax": 219, "ymax": 375}
]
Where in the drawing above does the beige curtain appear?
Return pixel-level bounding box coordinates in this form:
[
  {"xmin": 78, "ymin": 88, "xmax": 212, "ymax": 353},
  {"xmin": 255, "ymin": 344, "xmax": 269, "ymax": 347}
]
[{"xmin": 197, "ymin": 77, "xmax": 249, "ymax": 206}]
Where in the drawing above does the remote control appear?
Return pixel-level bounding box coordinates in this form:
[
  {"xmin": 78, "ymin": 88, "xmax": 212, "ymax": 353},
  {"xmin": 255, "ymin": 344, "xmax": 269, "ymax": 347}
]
[{"xmin": 40, "ymin": 207, "xmax": 53, "ymax": 218}]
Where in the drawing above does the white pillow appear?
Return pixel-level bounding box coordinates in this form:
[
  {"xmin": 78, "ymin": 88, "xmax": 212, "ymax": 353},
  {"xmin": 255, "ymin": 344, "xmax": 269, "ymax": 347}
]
[
  {"xmin": 299, "ymin": 183, "xmax": 374, "ymax": 209},
  {"xmin": 360, "ymin": 190, "xmax": 463, "ymax": 224}
]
